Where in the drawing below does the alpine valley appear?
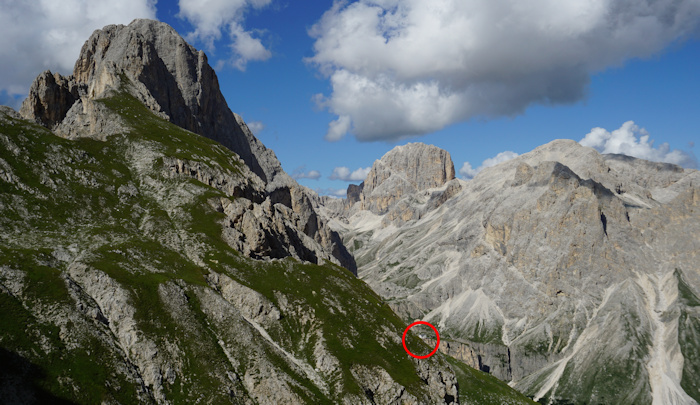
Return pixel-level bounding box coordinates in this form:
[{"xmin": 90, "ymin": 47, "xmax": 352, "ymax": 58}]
[
  {"xmin": 0, "ymin": 19, "xmax": 535, "ymax": 405},
  {"xmin": 1, "ymin": 18, "xmax": 698, "ymax": 405},
  {"xmin": 319, "ymin": 141, "xmax": 700, "ymax": 404}
]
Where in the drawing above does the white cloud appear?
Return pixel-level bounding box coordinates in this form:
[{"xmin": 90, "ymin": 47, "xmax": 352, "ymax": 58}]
[
  {"xmin": 460, "ymin": 151, "xmax": 519, "ymax": 180},
  {"xmin": 247, "ymin": 120, "xmax": 265, "ymax": 134},
  {"xmin": 178, "ymin": 0, "xmax": 272, "ymax": 71},
  {"xmin": 229, "ymin": 25, "xmax": 272, "ymax": 70},
  {"xmin": 0, "ymin": 0, "xmax": 156, "ymax": 98},
  {"xmin": 458, "ymin": 162, "xmax": 478, "ymax": 180},
  {"xmin": 329, "ymin": 166, "xmax": 371, "ymax": 181},
  {"xmin": 316, "ymin": 188, "xmax": 348, "ymax": 198},
  {"xmin": 291, "ymin": 166, "xmax": 322, "ymax": 180},
  {"xmin": 580, "ymin": 121, "xmax": 698, "ymax": 168},
  {"xmin": 325, "ymin": 115, "xmax": 352, "ymax": 141},
  {"xmin": 308, "ymin": 0, "xmax": 700, "ymax": 141}
]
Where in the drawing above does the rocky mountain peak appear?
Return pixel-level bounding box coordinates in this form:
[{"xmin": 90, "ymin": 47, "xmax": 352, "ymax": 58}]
[
  {"xmin": 358, "ymin": 142, "xmax": 457, "ymax": 215},
  {"xmin": 21, "ymin": 19, "xmax": 282, "ymax": 187},
  {"xmin": 18, "ymin": 19, "xmax": 356, "ymax": 273},
  {"xmin": 366, "ymin": 142, "xmax": 455, "ymax": 194}
]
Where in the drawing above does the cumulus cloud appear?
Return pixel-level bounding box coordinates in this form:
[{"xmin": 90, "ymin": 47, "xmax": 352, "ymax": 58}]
[
  {"xmin": 580, "ymin": 121, "xmax": 698, "ymax": 168},
  {"xmin": 308, "ymin": 0, "xmax": 700, "ymax": 141},
  {"xmin": 329, "ymin": 166, "xmax": 371, "ymax": 181},
  {"xmin": 291, "ymin": 166, "xmax": 322, "ymax": 180},
  {"xmin": 0, "ymin": 0, "xmax": 156, "ymax": 99},
  {"xmin": 325, "ymin": 115, "xmax": 352, "ymax": 142},
  {"xmin": 246, "ymin": 120, "xmax": 265, "ymax": 135},
  {"xmin": 316, "ymin": 188, "xmax": 348, "ymax": 198},
  {"xmin": 460, "ymin": 151, "xmax": 519, "ymax": 180},
  {"xmin": 178, "ymin": 0, "xmax": 272, "ymax": 71}
]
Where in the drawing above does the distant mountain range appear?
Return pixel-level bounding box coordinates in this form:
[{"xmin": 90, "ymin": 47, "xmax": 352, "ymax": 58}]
[
  {"xmin": 5, "ymin": 17, "xmax": 698, "ymax": 405},
  {"xmin": 0, "ymin": 19, "xmax": 538, "ymax": 404},
  {"xmin": 319, "ymin": 139, "xmax": 700, "ymax": 404}
]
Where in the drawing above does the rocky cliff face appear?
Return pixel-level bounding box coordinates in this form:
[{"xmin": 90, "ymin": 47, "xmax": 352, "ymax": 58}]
[
  {"xmin": 321, "ymin": 140, "xmax": 700, "ymax": 404},
  {"xmin": 1, "ymin": 21, "xmax": 541, "ymax": 405},
  {"xmin": 0, "ymin": 88, "xmax": 473, "ymax": 404},
  {"xmin": 323, "ymin": 143, "xmax": 462, "ymax": 228},
  {"xmin": 363, "ymin": 142, "xmax": 454, "ymax": 206},
  {"xmin": 19, "ymin": 19, "xmax": 354, "ymax": 274},
  {"xmin": 359, "ymin": 142, "xmax": 457, "ymax": 215}
]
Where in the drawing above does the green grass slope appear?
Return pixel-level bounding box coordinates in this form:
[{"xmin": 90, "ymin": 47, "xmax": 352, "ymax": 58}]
[{"xmin": 1, "ymin": 97, "xmax": 532, "ymax": 404}]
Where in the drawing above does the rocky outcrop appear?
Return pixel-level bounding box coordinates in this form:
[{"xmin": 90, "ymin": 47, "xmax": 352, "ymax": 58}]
[
  {"xmin": 360, "ymin": 143, "xmax": 456, "ymax": 215},
  {"xmin": 20, "ymin": 71, "xmax": 82, "ymax": 128},
  {"xmin": 19, "ymin": 19, "xmax": 355, "ymax": 273},
  {"xmin": 346, "ymin": 183, "xmax": 363, "ymax": 204},
  {"xmin": 56, "ymin": 97, "xmax": 129, "ymax": 140},
  {"xmin": 349, "ymin": 361, "xmax": 459, "ymax": 405},
  {"xmin": 321, "ymin": 139, "xmax": 700, "ymax": 404},
  {"xmin": 1, "ymin": 104, "xmax": 484, "ymax": 404},
  {"xmin": 323, "ymin": 143, "xmax": 462, "ymax": 229}
]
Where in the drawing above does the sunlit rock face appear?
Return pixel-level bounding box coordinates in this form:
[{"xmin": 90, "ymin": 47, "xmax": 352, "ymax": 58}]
[
  {"xmin": 19, "ymin": 18, "xmax": 355, "ymax": 274},
  {"xmin": 322, "ymin": 139, "xmax": 700, "ymax": 404},
  {"xmin": 0, "ymin": 20, "xmax": 492, "ymax": 404},
  {"xmin": 360, "ymin": 142, "xmax": 456, "ymax": 215}
]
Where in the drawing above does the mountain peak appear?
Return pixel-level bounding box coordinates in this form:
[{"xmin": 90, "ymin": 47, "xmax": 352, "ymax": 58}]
[
  {"xmin": 376, "ymin": 142, "xmax": 456, "ymax": 188},
  {"xmin": 18, "ymin": 18, "xmax": 356, "ymax": 273},
  {"xmin": 20, "ymin": 18, "xmax": 283, "ymax": 186},
  {"xmin": 360, "ymin": 142, "xmax": 456, "ymax": 214}
]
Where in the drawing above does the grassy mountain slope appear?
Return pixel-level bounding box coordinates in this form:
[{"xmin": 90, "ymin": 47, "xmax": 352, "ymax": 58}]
[{"xmin": 0, "ymin": 97, "xmax": 533, "ymax": 404}]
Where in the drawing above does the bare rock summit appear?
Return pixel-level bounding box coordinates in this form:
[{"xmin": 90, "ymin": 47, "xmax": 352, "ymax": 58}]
[
  {"xmin": 22, "ymin": 19, "xmax": 278, "ymax": 186},
  {"xmin": 19, "ymin": 19, "xmax": 355, "ymax": 273},
  {"xmin": 321, "ymin": 138, "xmax": 700, "ymax": 404},
  {"xmin": 325, "ymin": 143, "xmax": 462, "ymax": 227},
  {"xmin": 361, "ymin": 142, "xmax": 456, "ymax": 214}
]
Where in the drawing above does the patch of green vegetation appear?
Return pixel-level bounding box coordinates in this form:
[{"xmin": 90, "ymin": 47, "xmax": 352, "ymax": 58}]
[
  {"xmin": 98, "ymin": 87, "xmax": 241, "ymax": 176},
  {"xmin": 677, "ymin": 269, "xmax": 700, "ymax": 307},
  {"xmin": 520, "ymin": 338, "xmax": 550, "ymax": 357},
  {"xmin": 550, "ymin": 314, "xmax": 651, "ymax": 404},
  {"xmin": 550, "ymin": 354, "xmax": 650, "ymax": 405},
  {"xmin": 355, "ymin": 241, "xmax": 381, "ymax": 268},
  {"xmin": 0, "ymin": 249, "xmax": 146, "ymax": 404},
  {"xmin": 0, "ymin": 248, "xmax": 71, "ymax": 305},
  {"xmin": 0, "ymin": 115, "xmax": 67, "ymax": 192},
  {"xmin": 0, "ymin": 277, "xmax": 46, "ymax": 352},
  {"xmin": 676, "ymin": 269, "xmax": 700, "ymax": 401},
  {"xmin": 471, "ymin": 323, "xmax": 504, "ymax": 345},
  {"xmin": 444, "ymin": 321, "xmax": 504, "ymax": 346},
  {"xmin": 0, "ymin": 114, "xmax": 141, "ymax": 237},
  {"xmin": 87, "ymin": 239, "xmax": 208, "ymax": 335},
  {"xmin": 352, "ymin": 239, "xmax": 363, "ymax": 251},
  {"xmin": 444, "ymin": 355, "xmax": 536, "ymax": 405},
  {"xmin": 394, "ymin": 273, "xmax": 421, "ymax": 290},
  {"xmin": 164, "ymin": 287, "xmax": 254, "ymax": 404}
]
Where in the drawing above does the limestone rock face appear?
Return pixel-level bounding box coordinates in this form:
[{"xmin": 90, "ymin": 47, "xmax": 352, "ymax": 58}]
[
  {"xmin": 1, "ymin": 100, "xmax": 479, "ymax": 404},
  {"xmin": 321, "ymin": 139, "xmax": 700, "ymax": 404},
  {"xmin": 361, "ymin": 142, "xmax": 456, "ymax": 215},
  {"xmin": 21, "ymin": 19, "xmax": 283, "ymax": 188},
  {"xmin": 322, "ymin": 143, "xmax": 462, "ymax": 230},
  {"xmin": 20, "ymin": 71, "xmax": 82, "ymax": 128},
  {"xmin": 69, "ymin": 19, "xmax": 281, "ymax": 187},
  {"xmin": 18, "ymin": 18, "xmax": 354, "ymax": 273}
]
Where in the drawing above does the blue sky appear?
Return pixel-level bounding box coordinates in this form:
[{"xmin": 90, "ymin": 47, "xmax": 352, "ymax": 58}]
[{"xmin": 2, "ymin": 0, "xmax": 699, "ymax": 196}]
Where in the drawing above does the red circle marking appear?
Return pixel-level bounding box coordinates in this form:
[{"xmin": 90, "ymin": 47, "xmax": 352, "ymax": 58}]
[{"xmin": 402, "ymin": 321, "xmax": 440, "ymax": 359}]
